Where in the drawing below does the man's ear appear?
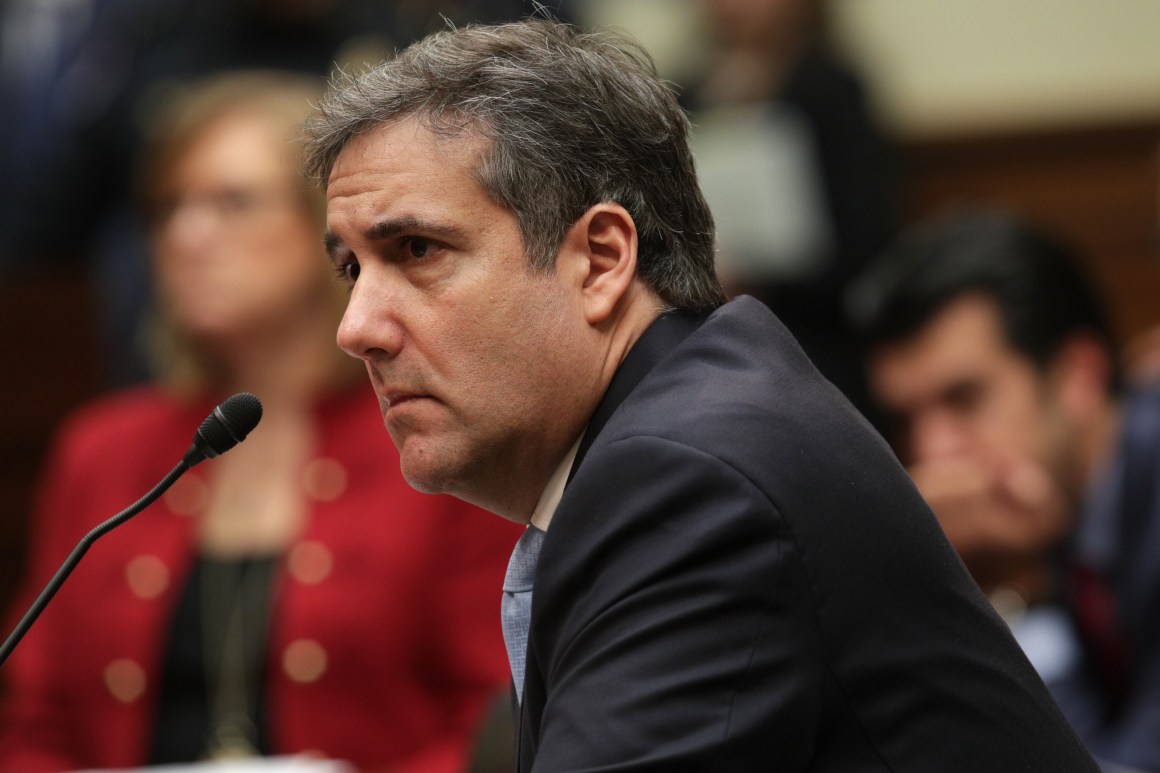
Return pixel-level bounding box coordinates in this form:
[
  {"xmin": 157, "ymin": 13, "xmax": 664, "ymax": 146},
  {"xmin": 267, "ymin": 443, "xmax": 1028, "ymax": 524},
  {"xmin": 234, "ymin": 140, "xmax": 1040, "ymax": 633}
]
[
  {"xmin": 1050, "ymin": 333, "xmax": 1115, "ymax": 421},
  {"xmin": 557, "ymin": 203, "xmax": 639, "ymax": 326}
]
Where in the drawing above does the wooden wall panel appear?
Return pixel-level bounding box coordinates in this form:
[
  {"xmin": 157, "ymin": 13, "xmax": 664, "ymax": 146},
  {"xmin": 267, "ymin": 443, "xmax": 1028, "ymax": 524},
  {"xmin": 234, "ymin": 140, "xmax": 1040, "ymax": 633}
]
[
  {"xmin": 0, "ymin": 276, "xmax": 104, "ymax": 617},
  {"xmin": 901, "ymin": 121, "xmax": 1160, "ymax": 344}
]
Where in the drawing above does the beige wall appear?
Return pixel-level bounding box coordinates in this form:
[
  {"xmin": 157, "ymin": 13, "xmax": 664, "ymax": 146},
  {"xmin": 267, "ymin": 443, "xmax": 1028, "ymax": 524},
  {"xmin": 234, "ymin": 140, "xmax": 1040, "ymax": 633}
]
[
  {"xmin": 580, "ymin": 0, "xmax": 1160, "ymax": 138},
  {"xmin": 830, "ymin": 0, "xmax": 1160, "ymax": 137}
]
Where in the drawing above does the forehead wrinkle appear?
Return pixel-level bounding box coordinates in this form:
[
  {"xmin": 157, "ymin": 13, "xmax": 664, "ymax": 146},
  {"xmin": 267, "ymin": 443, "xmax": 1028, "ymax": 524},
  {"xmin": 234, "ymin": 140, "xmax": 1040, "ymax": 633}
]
[{"xmin": 323, "ymin": 119, "xmax": 499, "ymax": 266}]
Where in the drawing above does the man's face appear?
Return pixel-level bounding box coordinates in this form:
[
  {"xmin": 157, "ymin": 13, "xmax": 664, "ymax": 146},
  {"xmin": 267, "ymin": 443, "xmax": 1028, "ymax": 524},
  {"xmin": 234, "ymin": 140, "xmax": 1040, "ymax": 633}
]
[
  {"xmin": 868, "ymin": 293, "xmax": 1066, "ymax": 474},
  {"xmin": 324, "ymin": 118, "xmax": 595, "ymax": 519}
]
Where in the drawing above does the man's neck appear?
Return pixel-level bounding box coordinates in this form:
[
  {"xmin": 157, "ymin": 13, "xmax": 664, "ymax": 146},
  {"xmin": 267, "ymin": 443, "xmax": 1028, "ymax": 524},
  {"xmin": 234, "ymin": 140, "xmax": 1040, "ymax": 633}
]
[{"xmin": 485, "ymin": 284, "xmax": 666, "ymax": 524}]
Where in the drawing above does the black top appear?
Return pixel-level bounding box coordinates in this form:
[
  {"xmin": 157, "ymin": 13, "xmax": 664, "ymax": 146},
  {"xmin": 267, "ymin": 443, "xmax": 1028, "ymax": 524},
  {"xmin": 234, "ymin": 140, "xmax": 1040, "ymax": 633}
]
[{"xmin": 149, "ymin": 553, "xmax": 278, "ymax": 763}]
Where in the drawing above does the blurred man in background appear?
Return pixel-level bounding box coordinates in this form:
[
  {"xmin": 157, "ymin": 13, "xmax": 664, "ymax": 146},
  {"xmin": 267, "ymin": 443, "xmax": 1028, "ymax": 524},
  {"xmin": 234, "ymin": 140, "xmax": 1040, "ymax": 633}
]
[{"xmin": 851, "ymin": 209, "xmax": 1160, "ymax": 771}]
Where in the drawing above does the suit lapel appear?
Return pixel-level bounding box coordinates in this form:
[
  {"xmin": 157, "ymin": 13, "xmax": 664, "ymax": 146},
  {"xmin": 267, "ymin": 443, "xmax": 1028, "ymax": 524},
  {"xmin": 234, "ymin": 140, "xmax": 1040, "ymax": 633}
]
[
  {"xmin": 567, "ymin": 310, "xmax": 707, "ymax": 485},
  {"xmin": 516, "ymin": 310, "xmax": 707, "ymax": 771}
]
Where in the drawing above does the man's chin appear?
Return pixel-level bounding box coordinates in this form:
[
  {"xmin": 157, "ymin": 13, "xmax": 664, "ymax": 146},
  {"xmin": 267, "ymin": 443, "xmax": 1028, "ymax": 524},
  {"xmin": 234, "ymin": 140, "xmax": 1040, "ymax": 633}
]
[
  {"xmin": 398, "ymin": 448, "xmax": 506, "ymax": 517},
  {"xmin": 400, "ymin": 467, "xmax": 444, "ymax": 495},
  {"xmin": 397, "ymin": 447, "xmax": 461, "ymax": 497}
]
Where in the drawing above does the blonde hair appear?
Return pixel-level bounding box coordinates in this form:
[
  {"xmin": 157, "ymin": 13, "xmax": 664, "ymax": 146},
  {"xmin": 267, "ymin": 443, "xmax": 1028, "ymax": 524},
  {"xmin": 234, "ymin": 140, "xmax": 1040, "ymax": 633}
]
[{"xmin": 136, "ymin": 70, "xmax": 358, "ymax": 393}]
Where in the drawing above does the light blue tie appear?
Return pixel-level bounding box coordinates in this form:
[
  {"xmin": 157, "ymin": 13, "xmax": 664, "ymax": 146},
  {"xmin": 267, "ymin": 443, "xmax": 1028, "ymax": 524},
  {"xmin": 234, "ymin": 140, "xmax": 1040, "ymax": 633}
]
[{"xmin": 502, "ymin": 524, "xmax": 545, "ymax": 703}]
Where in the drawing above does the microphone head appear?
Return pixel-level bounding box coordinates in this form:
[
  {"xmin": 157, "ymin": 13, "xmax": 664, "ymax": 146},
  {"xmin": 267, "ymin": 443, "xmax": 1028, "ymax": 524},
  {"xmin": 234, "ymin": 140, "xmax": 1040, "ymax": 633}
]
[{"xmin": 183, "ymin": 392, "xmax": 264, "ymax": 467}]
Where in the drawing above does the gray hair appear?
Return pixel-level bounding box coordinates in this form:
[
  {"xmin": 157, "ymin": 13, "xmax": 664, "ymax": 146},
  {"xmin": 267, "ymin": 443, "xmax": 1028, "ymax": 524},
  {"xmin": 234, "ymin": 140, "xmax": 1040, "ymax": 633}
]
[{"xmin": 303, "ymin": 19, "xmax": 725, "ymax": 313}]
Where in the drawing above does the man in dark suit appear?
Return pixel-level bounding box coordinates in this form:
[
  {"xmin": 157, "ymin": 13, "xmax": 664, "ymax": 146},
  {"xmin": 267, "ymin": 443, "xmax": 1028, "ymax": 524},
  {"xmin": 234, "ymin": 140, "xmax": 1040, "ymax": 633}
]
[
  {"xmin": 304, "ymin": 18, "xmax": 1097, "ymax": 771},
  {"xmin": 850, "ymin": 210, "xmax": 1160, "ymax": 771}
]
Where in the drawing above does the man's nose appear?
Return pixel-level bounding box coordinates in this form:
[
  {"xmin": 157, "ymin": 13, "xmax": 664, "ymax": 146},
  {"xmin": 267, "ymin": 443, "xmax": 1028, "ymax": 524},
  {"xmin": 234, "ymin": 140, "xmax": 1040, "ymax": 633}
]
[
  {"xmin": 336, "ymin": 278, "xmax": 404, "ymax": 362},
  {"xmin": 909, "ymin": 410, "xmax": 970, "ymax": 464}
]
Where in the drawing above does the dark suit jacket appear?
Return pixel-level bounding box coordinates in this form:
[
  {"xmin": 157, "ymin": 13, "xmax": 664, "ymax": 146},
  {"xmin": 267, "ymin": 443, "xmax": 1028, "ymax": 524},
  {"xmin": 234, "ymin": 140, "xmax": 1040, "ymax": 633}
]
[{"xmin": 517, "ymin": 297, "xmax": 1097, "ymax": 771}]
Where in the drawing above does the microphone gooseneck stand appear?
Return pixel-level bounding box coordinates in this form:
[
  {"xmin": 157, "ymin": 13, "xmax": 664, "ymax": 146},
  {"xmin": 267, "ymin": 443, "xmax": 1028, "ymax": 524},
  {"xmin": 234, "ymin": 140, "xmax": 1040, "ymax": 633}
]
[
  {"xmin": 0, "ymin": 461, "xmax": 190, "ymax": 666},
  {"xmin": 0, "ymin": 391, "xmax": 264, "ymax": 668}
]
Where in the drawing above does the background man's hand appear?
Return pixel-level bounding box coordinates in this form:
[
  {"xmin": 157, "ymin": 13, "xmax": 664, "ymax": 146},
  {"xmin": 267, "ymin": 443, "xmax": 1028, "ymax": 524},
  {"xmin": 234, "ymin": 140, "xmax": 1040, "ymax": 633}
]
[{"xmin": 908, "ymin": 453, "xmax": 1072, "ymax": 598}]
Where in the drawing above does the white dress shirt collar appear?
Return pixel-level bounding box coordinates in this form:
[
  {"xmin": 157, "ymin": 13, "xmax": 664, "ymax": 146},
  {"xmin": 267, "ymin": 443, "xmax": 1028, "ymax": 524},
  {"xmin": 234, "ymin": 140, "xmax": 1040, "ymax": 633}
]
[{"xmin": 529, "ymin": 435, "xmax": 582, "ymax": 533}]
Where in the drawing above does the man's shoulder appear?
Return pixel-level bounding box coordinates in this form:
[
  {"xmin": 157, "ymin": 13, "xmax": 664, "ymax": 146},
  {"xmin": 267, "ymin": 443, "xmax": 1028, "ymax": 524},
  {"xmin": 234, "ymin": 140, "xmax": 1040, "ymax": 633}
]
[
  {"xmin": 565, "ymin": 295, "xmax": 930, "ymax": 582},
  {"xmin": 607, "ymin": 296, "xmax": 888, "ymax": 483},
  {"xmin": 566, "ymin": 294, "xmax": 963, "ymax": 606}
]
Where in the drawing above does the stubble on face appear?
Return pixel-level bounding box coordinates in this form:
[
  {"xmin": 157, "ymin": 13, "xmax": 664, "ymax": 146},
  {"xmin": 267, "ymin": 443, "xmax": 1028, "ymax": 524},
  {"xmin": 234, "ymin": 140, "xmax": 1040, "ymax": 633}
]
[{"xmin": 326, "ymin": 119, "xmax": 600, "ymax": 520}]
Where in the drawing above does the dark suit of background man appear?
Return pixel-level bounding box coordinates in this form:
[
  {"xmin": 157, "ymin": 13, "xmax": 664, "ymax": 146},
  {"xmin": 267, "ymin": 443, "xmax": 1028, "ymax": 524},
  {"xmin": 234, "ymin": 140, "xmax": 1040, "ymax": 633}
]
[{"xmin": 303, "ymin": 19, "xmax": 1097, "ymax": 771}]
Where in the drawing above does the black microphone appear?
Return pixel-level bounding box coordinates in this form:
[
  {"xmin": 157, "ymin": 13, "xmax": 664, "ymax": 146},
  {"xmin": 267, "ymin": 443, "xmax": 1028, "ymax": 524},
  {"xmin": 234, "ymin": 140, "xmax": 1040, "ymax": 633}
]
[
  {"xmin": 184, "ymin": 391, "xmax": 263, "ymax": 467},
  {"xmin": 0, "ymin": 392, "xmax": 263, "ymax": 667}
]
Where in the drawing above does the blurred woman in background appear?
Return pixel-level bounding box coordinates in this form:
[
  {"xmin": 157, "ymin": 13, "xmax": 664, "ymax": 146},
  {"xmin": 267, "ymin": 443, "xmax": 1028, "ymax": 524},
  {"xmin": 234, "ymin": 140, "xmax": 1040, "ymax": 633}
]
[{"xmin": 0, "ymin": 71, "xmax": 520, "ymax": 771}]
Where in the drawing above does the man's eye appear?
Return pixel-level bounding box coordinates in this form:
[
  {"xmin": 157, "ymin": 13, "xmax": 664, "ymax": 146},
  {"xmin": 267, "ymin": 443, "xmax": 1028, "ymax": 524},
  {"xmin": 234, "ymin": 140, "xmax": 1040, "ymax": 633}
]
[
  {"xmin": 335, "ymin": 259, "xmax": 360, "ymax": 283},
  {"xmin": 406, "ymin": 238, "xmax": 431, "ymax": 259}
]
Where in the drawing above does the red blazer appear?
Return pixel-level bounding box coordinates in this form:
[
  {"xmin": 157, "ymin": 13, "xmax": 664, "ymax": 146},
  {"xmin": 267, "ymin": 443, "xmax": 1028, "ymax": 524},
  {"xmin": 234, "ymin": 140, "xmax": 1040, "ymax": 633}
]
[{"xmin": 0, "ymin": 385, "xmax": 521, "ymax": 772}]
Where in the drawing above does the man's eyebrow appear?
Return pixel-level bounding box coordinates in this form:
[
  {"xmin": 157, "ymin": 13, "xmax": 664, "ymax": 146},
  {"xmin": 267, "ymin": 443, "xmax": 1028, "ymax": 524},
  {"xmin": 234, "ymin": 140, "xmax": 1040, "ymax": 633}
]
[
  {"xmin": 323, "ymin": 217, "xmax": 466, "ymax": 261},
  {"xmin": 323, "ymin": 231, "xmax": 345, "ymax": 261},
  {"xmin": 365, "ymin": 216, "xmax": 465, "ymax": 242}
]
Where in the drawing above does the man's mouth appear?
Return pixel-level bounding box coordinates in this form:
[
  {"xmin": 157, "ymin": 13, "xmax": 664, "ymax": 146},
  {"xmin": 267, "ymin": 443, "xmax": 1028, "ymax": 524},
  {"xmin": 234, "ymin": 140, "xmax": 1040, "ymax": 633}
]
[{"xmin": 380, "ymin": 391, "xmax": 425, "ymax": 409}]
